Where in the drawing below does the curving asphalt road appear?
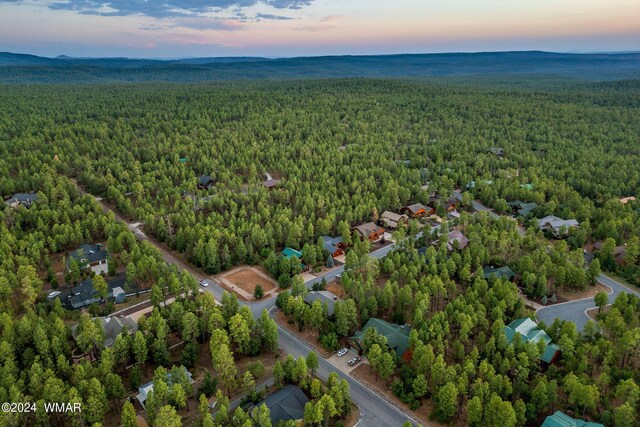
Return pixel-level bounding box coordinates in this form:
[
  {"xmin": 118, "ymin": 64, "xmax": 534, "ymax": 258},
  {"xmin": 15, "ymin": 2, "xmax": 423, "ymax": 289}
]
[
  {"xmin": 201, "ymin": 232, "xmax": 435, "ymax": 426},
  {"xmin": 536, "ymin": 274, "xmax": 640, "ymax": 331},
  {"xmin": 80, "ymin": 180, "xmax": 429, "ymax": 426}
]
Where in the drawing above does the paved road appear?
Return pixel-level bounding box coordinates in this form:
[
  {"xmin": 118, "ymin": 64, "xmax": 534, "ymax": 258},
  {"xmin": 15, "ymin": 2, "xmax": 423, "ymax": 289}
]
[
  {"xmin": 76, "ymin": 181, "xmax": 425, "ymax": 426},
  {"xmin": 453, "ymin": 190, "xmax": 499, "ymax": 220},
  {"xmin": 536, "ymin": 274, "xmax": 640, "ymax": 331},
  {"xmin": 275, "ymin": 308, "xmax": 423, "ymax": 427}
]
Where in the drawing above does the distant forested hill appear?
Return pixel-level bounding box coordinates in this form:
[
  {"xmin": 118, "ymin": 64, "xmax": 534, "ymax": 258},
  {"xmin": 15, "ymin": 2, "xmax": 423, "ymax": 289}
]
[{"xmin": 0, "ymin": 51, "xmax": 638, "ymax": 83}]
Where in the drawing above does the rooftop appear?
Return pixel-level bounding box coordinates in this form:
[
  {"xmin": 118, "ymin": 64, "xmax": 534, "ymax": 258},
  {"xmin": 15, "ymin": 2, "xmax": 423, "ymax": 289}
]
[
  {"xmin": 260, "ymin": 385, "xmax": 309, "ymax": 424},
  {"xmin": 136, "ymin": 367, "xmax": 194, "ymax": 408},
  {"xmin": 353, "ymin": 222, "xmax": 384, "ymax": 239},
  {"xmin": 68, "ymin": 243, "xmax": 108, "ymax": 265},
  {"xmin": 538, "ymin": 216, "xmax": 579, "ymax": 232},
  {"xmin": 303, "ymin": 291, "xmax": 341, "ymax": 316},
  {"xmin": 282, "ymin": 247, "xmax": 302, "ymax": 260},
  {"xmin": 483, "ymin": 266, "xmax": 515, "ymax": 280},
  {"xmin": 508, "ymin": 200, "xmax": 538, "ymax": 216},
  {"xmin": 321, "ymin": 235, "xmax": 344, "ymax": 255},
  {"xmin": 5, "ymin": 192, "xmax": 38, "ymax": 206},
  {"xmin": 447, "ymin": 230, "xmax": 469, "ymax": 250},
  {"xmin": 504, "ymin": 318, "xmax": 560, "ymax": 363},
  {"xmin": 71, "ymin": 314, "xmax": 138, "ymax": 347},
  {"xmin": 541, "ymin": 410, "xmax": 604, "ymax": 427},
  {"xmin": 352, "ymin": 318, "xmax": 411, "ymax": 357}
]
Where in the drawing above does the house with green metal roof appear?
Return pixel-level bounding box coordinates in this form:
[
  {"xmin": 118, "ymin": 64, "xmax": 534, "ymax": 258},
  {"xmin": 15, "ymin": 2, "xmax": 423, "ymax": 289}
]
[
  {"xmin": 504, "ymin": 318, "xmax": 561, "ymax": 364},
  {"xmin": 281, "ymin": 248, "xmax": 304, "ymax": 268},
  {"xmin": 541, "ymin": 411, "xmax": 604, "ymax": 427},
  {"xmin": 282, "ymin": 248, "xmax": 302, "ymax": 260},
  {"xmin": 349, "ymin": 318, "xmax": 411, "ymax": 357},
  {"xmin": 483, "ymin": 266, "xmax": 516, "ymax": 281},
  {"xmin": 508, "ymin": 200, "xmax": 538, "ymax": 217}
]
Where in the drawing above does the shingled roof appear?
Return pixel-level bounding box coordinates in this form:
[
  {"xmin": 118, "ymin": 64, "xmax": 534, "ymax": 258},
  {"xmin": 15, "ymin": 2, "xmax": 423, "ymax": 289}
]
[
  {"xmin": 352, "ymin": 318, "xmax": 411, "ymax": 357},
  {"xmin": 260, "ymin": 385, "xmax": 309, "ymax": 424},
  {"xmin": 303, "ymin": 291, "xmax": 341, "ymax": 316}
]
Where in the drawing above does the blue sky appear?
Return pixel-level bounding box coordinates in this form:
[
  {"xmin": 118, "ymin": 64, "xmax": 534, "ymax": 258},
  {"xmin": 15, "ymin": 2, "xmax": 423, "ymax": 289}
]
[{"xmin": 0, "ymin": 0, "xmax": 638, "ymax": 57}]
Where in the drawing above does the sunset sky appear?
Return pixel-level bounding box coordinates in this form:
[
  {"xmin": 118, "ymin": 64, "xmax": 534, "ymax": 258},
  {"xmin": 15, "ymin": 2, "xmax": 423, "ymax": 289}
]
[{"xmin": 1, "ymin": 0, "xmax": 638, "ymax": 58}]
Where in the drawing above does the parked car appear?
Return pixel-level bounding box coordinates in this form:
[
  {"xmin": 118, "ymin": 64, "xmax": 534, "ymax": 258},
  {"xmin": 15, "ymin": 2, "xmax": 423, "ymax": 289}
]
[
  {"xmin": 199, "ymin": 279, "xmax": 209, "ymax": 287},
  {"xmin": 337, "ymin": 348, "xmax": 348, "ymax": 357},
  {"xmin": 335, "ymin": 273, "xmax": 342, "ymax": 279},
  {"xmin": 348, "ymin": 357, "xmax": 361, "ymax": 366}
]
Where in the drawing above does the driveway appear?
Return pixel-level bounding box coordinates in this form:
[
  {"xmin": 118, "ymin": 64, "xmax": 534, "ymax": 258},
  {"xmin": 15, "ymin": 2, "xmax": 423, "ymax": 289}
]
[
  {"xmin": 327, "ymin": 348, "xmax": 363, "ymax": 374},
  {"xmin": 536, "ymin": 274, "xmax": 640, "ymax": 331},
  {"xmin": 275, "ymin": 312, "xmax": 423, "ymax": 427},
  {"xmin": 76, "ymin": 180, "xmax": 430, "ymax": 425}
]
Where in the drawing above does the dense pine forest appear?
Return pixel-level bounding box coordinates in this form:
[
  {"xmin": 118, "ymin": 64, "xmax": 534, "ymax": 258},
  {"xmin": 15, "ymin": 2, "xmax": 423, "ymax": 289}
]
[{"xmin": 0, "ymin": 77, "xmax": 639, "ymax": 426}]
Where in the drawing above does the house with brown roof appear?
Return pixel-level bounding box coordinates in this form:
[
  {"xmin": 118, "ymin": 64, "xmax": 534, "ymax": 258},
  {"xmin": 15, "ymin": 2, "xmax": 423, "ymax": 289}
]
[
  {"xmin": 400, "ymin": 203, "xmax": 432, "ymax": 218},
  {"xmin": 380, "ymin": 211, "xmax": 409, "ymax": 229},
  {"xmin": 433, "ymin": 230, "xmax": 469, "ymax": 251},
  {"xmin": 439, "ymin": 195, "xmax": 459, "ymax": 212},
  {"xmin": 353, "ymin": 222, "xmax": 385, "ymax": 242},
  {"xmin": 321, "ymin": 235, "xmax": 345, "ymax": 257},
  {"xmin": 593, "ymin": 241, "xmax": 627, "ymax": 264},
  {"xmin": 197, "ymin": 175, "xmax": 216, "ymax": 190}
]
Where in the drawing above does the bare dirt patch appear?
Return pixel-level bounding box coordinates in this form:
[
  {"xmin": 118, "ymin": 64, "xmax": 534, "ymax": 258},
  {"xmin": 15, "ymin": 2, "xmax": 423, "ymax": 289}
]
[
  {"xmin": 586, "ymin": 305, "xmax": 611, "ymax": 321},
  {"xmin": 555, "ymin": 282, "xmax": 610, "ymax": 304},
  {"xmin": 218, "ymin": 265, "xmax": 278, "ymax": 301},
  {"xmin": 326, "ymin": 281, "xmax": 347, "ymax": 299}
]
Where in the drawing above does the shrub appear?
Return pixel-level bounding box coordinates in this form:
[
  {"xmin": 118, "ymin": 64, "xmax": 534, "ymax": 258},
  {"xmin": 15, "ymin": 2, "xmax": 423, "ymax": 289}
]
[{"xmin": 254, "ymin": 284, "xmax": 264, "ymax": 299}]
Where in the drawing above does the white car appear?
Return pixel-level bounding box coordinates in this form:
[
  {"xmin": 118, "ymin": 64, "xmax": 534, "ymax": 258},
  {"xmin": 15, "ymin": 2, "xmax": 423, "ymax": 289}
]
[
  {"xmin": 337, "ymin": 348, "xmax": 348, "ymax": 357},
  {"xmin": 47, "ymin": 290, "xmax": 61, "ymax": 299},
  {"xmin": 199, "ymin": 279, "xmax": 209, "ymax": 287},
  {"xmin": 335, "ymin": 273, "xmax": 342, "ymax": 279}
]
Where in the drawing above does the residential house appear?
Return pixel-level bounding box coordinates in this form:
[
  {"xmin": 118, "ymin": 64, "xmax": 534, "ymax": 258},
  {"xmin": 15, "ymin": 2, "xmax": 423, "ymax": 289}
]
[
  {"xmin": 537, "ymin": 215, "xmax": 579, "ymax": 237},
  {"xmin": 349, "ymin": 318, "xmax": 411, "ymax": 358},
  {"xmin": 380, "ymin": 210, "xmax": 409, "ymax": 229},
  {"xmin": 466, "ymin": 180, "xmax": 493, "ymax": 190},
  {"xmin": 5, "ymin": 193, "xmax": 38, "ymax": 208},
  {"xmin": 303, "ymin": 291, "xmax": 341, "ymax": 316},
  {"xmin": 437, "ymin": 230, "xmax": 469, "ymax": 251},
  {"xmin": 489, "ymin": 147, "xmax": 504, "ymax": 158},
  {"xmin": 483, "ymin": 266, "xmax": 516, "ymax": 281},
  {"xmin": 197, "ymin": 175, "xmax": 216, "ymax": 190},
  {"xmin": 321, "ymin": 235, "xmax": 345, "ymax": 257},
  {"xmin": 282, "ymin": 248, "xmax": 304, "ymax": 269},
  {"xmin": 136, "ymin": 367, "xmax": 194, "ymax": 409},
  {"xmin": 504, "ymin": 318, "xmax": 561, "ymax": 364},
  {"xmin": 67, "ymin": 243, "xmax": 109, "ymax": 275},
  {"xmin": 541, "ymin": 411, "xmax": 604, "ymax": 427},
  {"xmin": 282, "ymin": 247, "xmax": 302, "ymax": 260},
  {"xmin": 352, "ymin": 222, "xmax": 385, "ymax": 242},
  {"xmin": 71, "ymin": 315, "xmax": 138, "ymax": 348},
  {"xmin": 508, "ymin": 200, "xmax": 538, "ymax": 217},
  {"xmin": 253, "ymin": 385, "xmax": 309, "ymax": 425},
  {"xmin": 593, "ymin": 241, "xmax": 627, "ymax": 264},
  {"xmin": 400, "ymin": 203, "xmax": 432, "ymax": 218},
  {"xmin": 263, "ymin": 179, "xmax": 281, "ymax": 190},
  {"xmin": 436, "ymin": 195, "xmax": 459, "ymax": 212},
  {"xmin": 64, "ymin": 273, "xmax": 128, "ymax": 310}
]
